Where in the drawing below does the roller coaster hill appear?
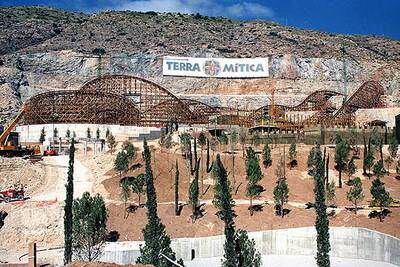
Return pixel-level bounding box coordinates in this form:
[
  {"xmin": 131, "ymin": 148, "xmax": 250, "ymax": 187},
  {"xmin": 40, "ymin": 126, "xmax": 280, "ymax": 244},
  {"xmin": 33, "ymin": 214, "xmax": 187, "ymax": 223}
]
[{"xmin": 0, "ymin": 75, "xmax": 392, "ymax": 151}]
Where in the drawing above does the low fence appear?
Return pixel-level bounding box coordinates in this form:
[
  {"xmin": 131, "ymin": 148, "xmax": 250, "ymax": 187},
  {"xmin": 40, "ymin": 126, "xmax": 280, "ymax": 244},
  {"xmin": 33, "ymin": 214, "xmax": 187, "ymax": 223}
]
[{"xmin": 100, "ymin": 227, "xmax": 400, "ymax": 266}]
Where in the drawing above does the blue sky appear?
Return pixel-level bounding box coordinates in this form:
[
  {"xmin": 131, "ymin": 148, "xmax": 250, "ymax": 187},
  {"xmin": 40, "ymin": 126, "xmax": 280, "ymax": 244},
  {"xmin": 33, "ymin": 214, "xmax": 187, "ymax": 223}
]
[{"xmin": 2, "ymin": 0, "xmax": 400, "ymax": 40}]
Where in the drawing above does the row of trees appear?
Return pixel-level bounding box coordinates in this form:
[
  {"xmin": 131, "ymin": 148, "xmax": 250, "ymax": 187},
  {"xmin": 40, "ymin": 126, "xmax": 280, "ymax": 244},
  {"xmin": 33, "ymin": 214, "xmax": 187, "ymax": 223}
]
[{"xmin": 39, "ymin": 127, "xmax": 112, "ymax": 143}]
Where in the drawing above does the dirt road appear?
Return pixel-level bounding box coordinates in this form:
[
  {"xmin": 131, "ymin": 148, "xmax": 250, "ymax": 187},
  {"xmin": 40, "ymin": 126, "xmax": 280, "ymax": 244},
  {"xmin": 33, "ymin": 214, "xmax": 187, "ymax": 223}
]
[{"xmin": 31, "ymin": 155, "xmax": 95, "ymax": 201}]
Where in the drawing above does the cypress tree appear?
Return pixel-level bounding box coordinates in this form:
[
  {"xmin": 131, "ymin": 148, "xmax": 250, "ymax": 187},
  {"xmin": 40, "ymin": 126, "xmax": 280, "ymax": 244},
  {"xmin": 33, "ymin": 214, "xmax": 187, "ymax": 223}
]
[
  {"xmin": 64, "ymin": 139, "xmax": 75, "ymax": 264},
  {"xmin": 364, "ymin": 148, "xmax": 375, "ymax": 177},
  {"xmin": 212, "ymin": 154, "xmax": 236, "ymax": 267},
  {"xmin": 362, "ymin": 134, "xmax": 367, "ymax": 175},
  {"xmin": 289, "ymin": 142, "xmax": 297, "ymax": 167},
  {"xmin": 198, "ymin": 132, "xmax": 207, "ymax": 191},
  {"xmin": 273, "ymin": 177, "xmax": 289, "ymax": 217},
  {"xmin": 313, "ymin": 144, "xmax": 331, "ymax": 267},
  {"xmin": 96, "ymin": 128, "xmax": 100, "ymax": 139},
  {"xmin": 189, "ymin": 159, "xmax": 200, "ymax": 220},
  {"xmin": 347, "ymin": 157, "xmax": 356, "ymax": 180},
  {"xmin": 137, "ymin": 139, "xmax": 177, "ymax": 266},
  {"xmin": 86, "ymin": 127, "xmax": 91, "ymax": 139},
  {"xmin": 206, "ymin": 138, "xmax": 212, "ymax": 173},
  {"xmin": 39, "ymin": 127, "xmax": 46, "ymax": 143},
  {"xmin": 193, "ymin": 137, "xmax": 198, "ymax": 174},
  {"xmin": 245, "ymin": 147, "xmax": 263, "ymax": 216},
  {"xmin": 335, "ymin": 138, "xmax": 350, "ymax": 188},
  {"xmin": 262, "ymin": 143, "xmax": 272, "ymax": 168},
  {"xmin": 213, "ymin": 155, "xmax": 261, "ymax": 267},
  {"xmin": 66, "ymin": 129, "xmax": 71, "ymax": 139},
  {"xmin": 174, "ymin": 160, "xmax": 180, "ymax": 216},
  {"xmin": 373, "ymin": 159, "xmax": 385, "ymax": 179}
]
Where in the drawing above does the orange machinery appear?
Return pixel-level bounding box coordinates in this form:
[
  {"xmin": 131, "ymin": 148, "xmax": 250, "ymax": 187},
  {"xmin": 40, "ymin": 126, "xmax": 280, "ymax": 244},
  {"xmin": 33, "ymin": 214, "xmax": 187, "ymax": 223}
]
[{"xmin": 0, "ymin": 106, "xmax": 38, "ymax": 157}]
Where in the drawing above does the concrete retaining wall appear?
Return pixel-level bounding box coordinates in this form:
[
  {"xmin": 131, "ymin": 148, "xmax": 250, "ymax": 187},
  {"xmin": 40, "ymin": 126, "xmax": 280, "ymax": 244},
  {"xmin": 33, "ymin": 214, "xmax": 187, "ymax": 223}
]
[
  {"xmin": 16, "ymin": 124, "xmax": 161, "ymax": 142},
  {"xmin": 100, "ymin": 227, "xmax": 400, "ymax": 266}
]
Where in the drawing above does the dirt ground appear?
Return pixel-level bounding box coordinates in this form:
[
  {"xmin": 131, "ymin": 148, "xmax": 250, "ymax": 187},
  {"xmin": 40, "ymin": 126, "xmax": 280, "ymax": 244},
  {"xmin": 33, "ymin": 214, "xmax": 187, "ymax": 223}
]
[
  {"xmin": 102, "ymin": 142, "xmax": 400, "ymax": 240},
  {"xmin": 0, "ymin": 140, "xmax": 399, "ymax": 263}
]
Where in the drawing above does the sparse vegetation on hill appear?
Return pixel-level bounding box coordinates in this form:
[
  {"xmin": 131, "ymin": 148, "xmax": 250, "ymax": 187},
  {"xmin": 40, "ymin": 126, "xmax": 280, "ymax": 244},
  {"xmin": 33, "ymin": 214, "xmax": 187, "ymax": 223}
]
[{"xmin": 1, "ymin": 6, "xmax": 399, "ymax": 60}]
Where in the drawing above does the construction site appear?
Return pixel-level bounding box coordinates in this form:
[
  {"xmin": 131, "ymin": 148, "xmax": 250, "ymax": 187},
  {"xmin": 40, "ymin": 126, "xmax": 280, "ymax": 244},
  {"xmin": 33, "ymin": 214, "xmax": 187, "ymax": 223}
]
[{"xmin": 0, "ymin": 5, "xmax": 400, "ymax": 267}]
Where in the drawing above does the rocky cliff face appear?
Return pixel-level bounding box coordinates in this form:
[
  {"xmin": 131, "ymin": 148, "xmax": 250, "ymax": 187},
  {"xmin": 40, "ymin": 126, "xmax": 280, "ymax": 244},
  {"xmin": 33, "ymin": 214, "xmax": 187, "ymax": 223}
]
[{"xmin": 0, "ymin": 6, "xmax": 399, "ymax": 123}]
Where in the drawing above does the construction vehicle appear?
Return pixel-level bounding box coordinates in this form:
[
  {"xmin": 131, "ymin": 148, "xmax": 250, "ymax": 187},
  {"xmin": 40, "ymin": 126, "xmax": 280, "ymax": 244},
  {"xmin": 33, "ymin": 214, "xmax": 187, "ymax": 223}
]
[
  {"xmin": 0, "ymin": 106, "xmax": 36, "ymax": 157},
  {"xmin": 43, "ymin": 149, "xmax": 58, "ymax": 156},
  {"xmin": 0, "ymin": 186, "xmax": 25, "ymax": 203}
]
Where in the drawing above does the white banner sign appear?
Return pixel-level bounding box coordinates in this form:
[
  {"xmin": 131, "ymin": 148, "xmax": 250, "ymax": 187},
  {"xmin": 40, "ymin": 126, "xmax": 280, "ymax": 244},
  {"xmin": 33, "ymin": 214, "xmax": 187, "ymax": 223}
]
[{"xmin": 163, "ymin": 57, "xmax": 269, "ymax": 78}]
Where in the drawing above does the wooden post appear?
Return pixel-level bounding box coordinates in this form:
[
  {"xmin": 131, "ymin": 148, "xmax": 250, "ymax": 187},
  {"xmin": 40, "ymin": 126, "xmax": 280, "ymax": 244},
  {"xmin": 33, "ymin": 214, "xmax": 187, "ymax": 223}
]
[{"xmin": 28, "ymin": 242, "xmax": 37, "ymax": 267}]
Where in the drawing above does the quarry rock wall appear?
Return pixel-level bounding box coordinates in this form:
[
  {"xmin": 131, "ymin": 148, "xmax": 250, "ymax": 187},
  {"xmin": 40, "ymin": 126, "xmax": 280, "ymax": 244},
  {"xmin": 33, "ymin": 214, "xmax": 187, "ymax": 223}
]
[{"xmin": 1, "ymin": 50, "xmax": 400, "ymax": 122}]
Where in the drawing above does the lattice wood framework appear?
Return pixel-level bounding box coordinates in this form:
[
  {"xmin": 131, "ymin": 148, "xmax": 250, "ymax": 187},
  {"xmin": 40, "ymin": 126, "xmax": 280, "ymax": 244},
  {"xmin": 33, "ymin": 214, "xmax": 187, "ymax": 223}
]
[
  {"xmin": 22, "ymin": 90, "xmax": 140, "ymax": 125},
  {"xmin": 19, "ymin": 76, "xmax": 386, "ymax": 129},
  {"xmin": 80, "ymin": 75, "xmax": 196, "ymax": 126},
  {"xmin": 249, "ymin": 90, "xmax": 343, "ymax": 127},
  {"xmin": 180, "ymin": 98, "xmax": 220, "ymax": 124},
  {"xmin": 304, "ymin": 81, "xmax": 386, "ymax": 126},
  {"xmin": 334, "ymin": 81, "xmax": 385, "ymax": 119}
]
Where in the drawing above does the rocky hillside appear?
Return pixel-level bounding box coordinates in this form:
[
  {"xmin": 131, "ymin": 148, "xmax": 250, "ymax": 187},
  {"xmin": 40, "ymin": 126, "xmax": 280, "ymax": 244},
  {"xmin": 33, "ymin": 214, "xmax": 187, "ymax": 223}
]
[{"xmin": 0, "ymin": 6, "xmax": 399, "ymax": 122}]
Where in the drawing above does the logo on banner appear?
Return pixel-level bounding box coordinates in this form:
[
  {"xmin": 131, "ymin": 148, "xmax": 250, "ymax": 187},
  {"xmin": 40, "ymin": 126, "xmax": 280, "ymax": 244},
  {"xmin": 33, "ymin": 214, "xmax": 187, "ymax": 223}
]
[{"xmin": 203, "ymin": 60, "xmax": 221, "ymax": 76}]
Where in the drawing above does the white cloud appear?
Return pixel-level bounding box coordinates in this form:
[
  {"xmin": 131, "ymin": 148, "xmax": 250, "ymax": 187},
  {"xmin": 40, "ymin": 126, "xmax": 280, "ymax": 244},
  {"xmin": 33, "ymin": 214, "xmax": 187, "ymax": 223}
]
[{"xmin": 110, "ymin": 0, "xmax": 274, "ymax": 19}]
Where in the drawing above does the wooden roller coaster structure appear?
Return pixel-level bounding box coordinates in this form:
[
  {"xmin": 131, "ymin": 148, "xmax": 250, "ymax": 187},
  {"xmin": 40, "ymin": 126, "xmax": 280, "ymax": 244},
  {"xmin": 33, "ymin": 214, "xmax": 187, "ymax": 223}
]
[{"xmin": 7, "ymin": 75, "xmax": 387, "ymax": 130}]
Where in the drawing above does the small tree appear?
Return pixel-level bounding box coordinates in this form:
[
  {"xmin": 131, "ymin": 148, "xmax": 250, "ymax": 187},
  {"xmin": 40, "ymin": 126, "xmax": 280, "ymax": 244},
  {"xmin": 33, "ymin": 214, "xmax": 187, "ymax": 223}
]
[
  {"xmin": 388, "ymin": 135, "xmax": 399, "ymax": 159},
  {"xmin": 212, "ymin": 154, "xmax": 236, "ymax": 266},
  {"xmin": 251, "ymin": 131, "xmax": 261, "ymax": 147},
  {"xmin": 335, "ymin": 138, "xmax": 350, "ymax": 188},
  {"xmin": 273, "ymin": 177, "xmax": 289, "ymax": 217},
  {"xmin": 307, "ymin": 143, "xmax": 320, "ymax": 176},
  {"xmin": 289, "ymin": 142, "xmax": 297, "ymax": 167},
  {"xmin": 39, "ymin": 127, "xmax": 46, "ymax": 143},
  {"xmin": 370, "ymin": 178, "xmax": 392, "ymax": 222},
  {"xmin": 126, "ymin": 143, "xmax": 136, "ymax": 161},
  {"xmin": 230, "ymin": 130, "xmax": 238, "ymax": 186},
  {"xmin": 198, "ymin": 132, "xmax": 207, "ymax": 192},
  {"xmin": 66, "ymin": 129, "xmax": 71, "ymax": 139},
  {"xmin": 137, "ymin": 139, "xmax": 178, "ymax": 265},
  {"xmin": 179, "ymin": 132, "xmax": 192, "ymax": 171},
  {"xmin": 245, "ymin": 147, "xmax": 263, "ymax": 216},
  {"xmin": 72, "ymin": 192, "xmax": 108, "ymax": 261},
  {"xmin": 347, "ymin": 157, "xmax": 357, "ymax": 180},
  {"xmin": 234, "ymin": 230, "xmax": 262, "ymax": 267},
  {"xmin": 105, "ymin": 128, "xmax": 110, "ymax": 138},
  {"xmin": 325, "ymin": 180, "xmax": 336, "ymax": 206},
  {"xmin": 396, "ymin": 160, "xmax": 400, "ymax": 178},
  {"xmin": 238, "ymin": 127, "xmax": 247, "ymax": 157},
  {"xmin": 115, "ymin": 151, "xmax": 128, "ymax": 179},
  {"xmin": 262, "ymin": 143, "xmax": 272, "ymax": 168},
  {"xmin": 131, "ymin": 173, "xmax": 145, "ymax": 206},
  {"xmin": 53, "ymin": 127, "xmax": 58, "ymax": 138},
  {"xmin": 213, "ymin": 154, "xmax": 261, "ymax": 267},
  {"xmin": 96, "ymin": 128, "xmax": 100, "ymax": 139},
  {"xmin": 107, "ymin": 133, "xmax": 116, "ymax": 154},
  {"xmin": 174, "ymin": 160, "xmax": 180, "ymax": 216},
  {"xmin": 373, "ymin": 159, "xmax": 385, "ymax": 179},
  {"xmin": 189, "ymin": 159, "xmax": 200, "ymax": 220},
  {"xmin": 364, "ymin": 148, "xmax": 375, "ymax": 176},
  {"xmin": 120, "ymin": 179, "xmax": 131, "ymax": 217},
  {"xmin": 218, "ymin": 132, "xmax": 228, "ymax": 152},
  {"xmin": 346, "ymin": 177, "xmax": 364, "ymax": 214},
  {"xmin": 64, "ymin": 139, "xmax": 75, "ymax": 264},
  {"xmin": 72, "ymin": 131, "xmax": 77, "ymax": 139},
  {"xmin": 87, "ymin": 127, "xmax": 91, "ymax": 139},
  {"xmin": 312, "ymin": 144, "xmax": 331, "ymax": 267}
]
